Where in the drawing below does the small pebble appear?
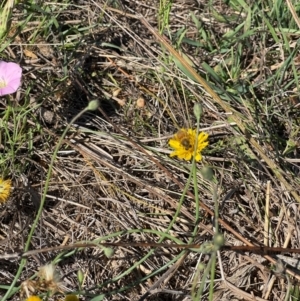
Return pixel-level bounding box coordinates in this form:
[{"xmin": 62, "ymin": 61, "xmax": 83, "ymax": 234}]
[{"xmin": 136, "ymin": 97, "xmax": 145, "ymax": 108}]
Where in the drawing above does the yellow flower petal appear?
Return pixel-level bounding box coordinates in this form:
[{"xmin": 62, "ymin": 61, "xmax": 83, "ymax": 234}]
[
  {"xmin": 194, "ymin": 153, "xmax": 202, "ymax": 162},
  {"xmin": 170, "ymin": 151, "xmax": 178, "ymax": 157},
  {"xmin": 198, "ymin": 132, "xmax": 209, "ymax": 143},
  {"xmin": 0, "ymin": 178, "xmax": 11, "ymax": 203},
  {"xmin": 181, "ymin": 152, "xmax": 192, "ymax": 160},
  {"xmin": 26, "ymin": 296, "xmax": 42, "ymax": 301},
  {"xmin": 169, "ymin": 139, "xmax": 181, "ymax": 149}
]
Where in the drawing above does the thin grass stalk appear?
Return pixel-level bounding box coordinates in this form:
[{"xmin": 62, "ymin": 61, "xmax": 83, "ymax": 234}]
[
  {"xmin": 193, "ymin": 255, "xmax": 214, "ymax": 300},
  {"xmin": 209, "ymin": 184, "xmax": 220, "ymax": 300}
]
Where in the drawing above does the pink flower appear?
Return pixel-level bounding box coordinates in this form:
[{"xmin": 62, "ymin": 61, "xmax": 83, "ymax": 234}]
[{"xmin": 0, "ymin": 61, "xmax": 22, "ymax": 96}]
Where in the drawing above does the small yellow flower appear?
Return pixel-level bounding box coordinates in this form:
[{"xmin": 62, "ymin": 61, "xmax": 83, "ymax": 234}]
[
  {"xmin": 64, "ymin": 294, "xmax": 79, "ymax": 301},
  {"xmin": 25, "ymin": 296, "xmax": 42, "ymax": 301},
  {"xmin": 0, "ymin": 178, "xmax": 11, "ymax": 203},
  {"xmin": 169, "ymin": 128, "xmax": 209, "ymax": 162}
]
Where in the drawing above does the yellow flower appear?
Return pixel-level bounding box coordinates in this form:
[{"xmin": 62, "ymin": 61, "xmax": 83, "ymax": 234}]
[
  {"xmin": 25, "ymin": 296, "xmax": 42, "ymax": 301},
  {"xmin": 64, "ymin": 294, "xmax": 79, "ymax": 301},
  {"xmin": 169, "ymin": 128, "xmax": 209, "ymax": 162},
  {"xmin": 0, "ymin": 178, "xmax": 11, "ymax": 203}
]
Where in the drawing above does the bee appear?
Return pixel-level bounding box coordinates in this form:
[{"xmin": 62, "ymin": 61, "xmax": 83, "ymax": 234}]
[
  {"xmin": 176, "ymin": 129, "xmax": 192, "ymax": 150},
  {"xmin": 181, "ymin": 138, "xmax": 192, "ymax": 150}
]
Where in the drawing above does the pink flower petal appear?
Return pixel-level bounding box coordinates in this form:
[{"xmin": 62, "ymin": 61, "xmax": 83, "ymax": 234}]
[{"xmin": 0, "ymin": 61, "xmax": 22, "ymax": 96}]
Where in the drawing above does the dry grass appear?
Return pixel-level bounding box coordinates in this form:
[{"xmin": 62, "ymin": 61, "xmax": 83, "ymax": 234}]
[{"xmin": 1, "ymin": 0, "xmax": 300, "ymax": 300}]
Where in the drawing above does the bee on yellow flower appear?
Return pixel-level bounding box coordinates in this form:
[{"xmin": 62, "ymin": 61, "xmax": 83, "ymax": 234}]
[
  {"xmin": 0, "ymin": 178, "xmax": 11, "ymax": 203},
  {"xmin": 169, "ymin": 128, "xmax": 209, "ymax": 162}
]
